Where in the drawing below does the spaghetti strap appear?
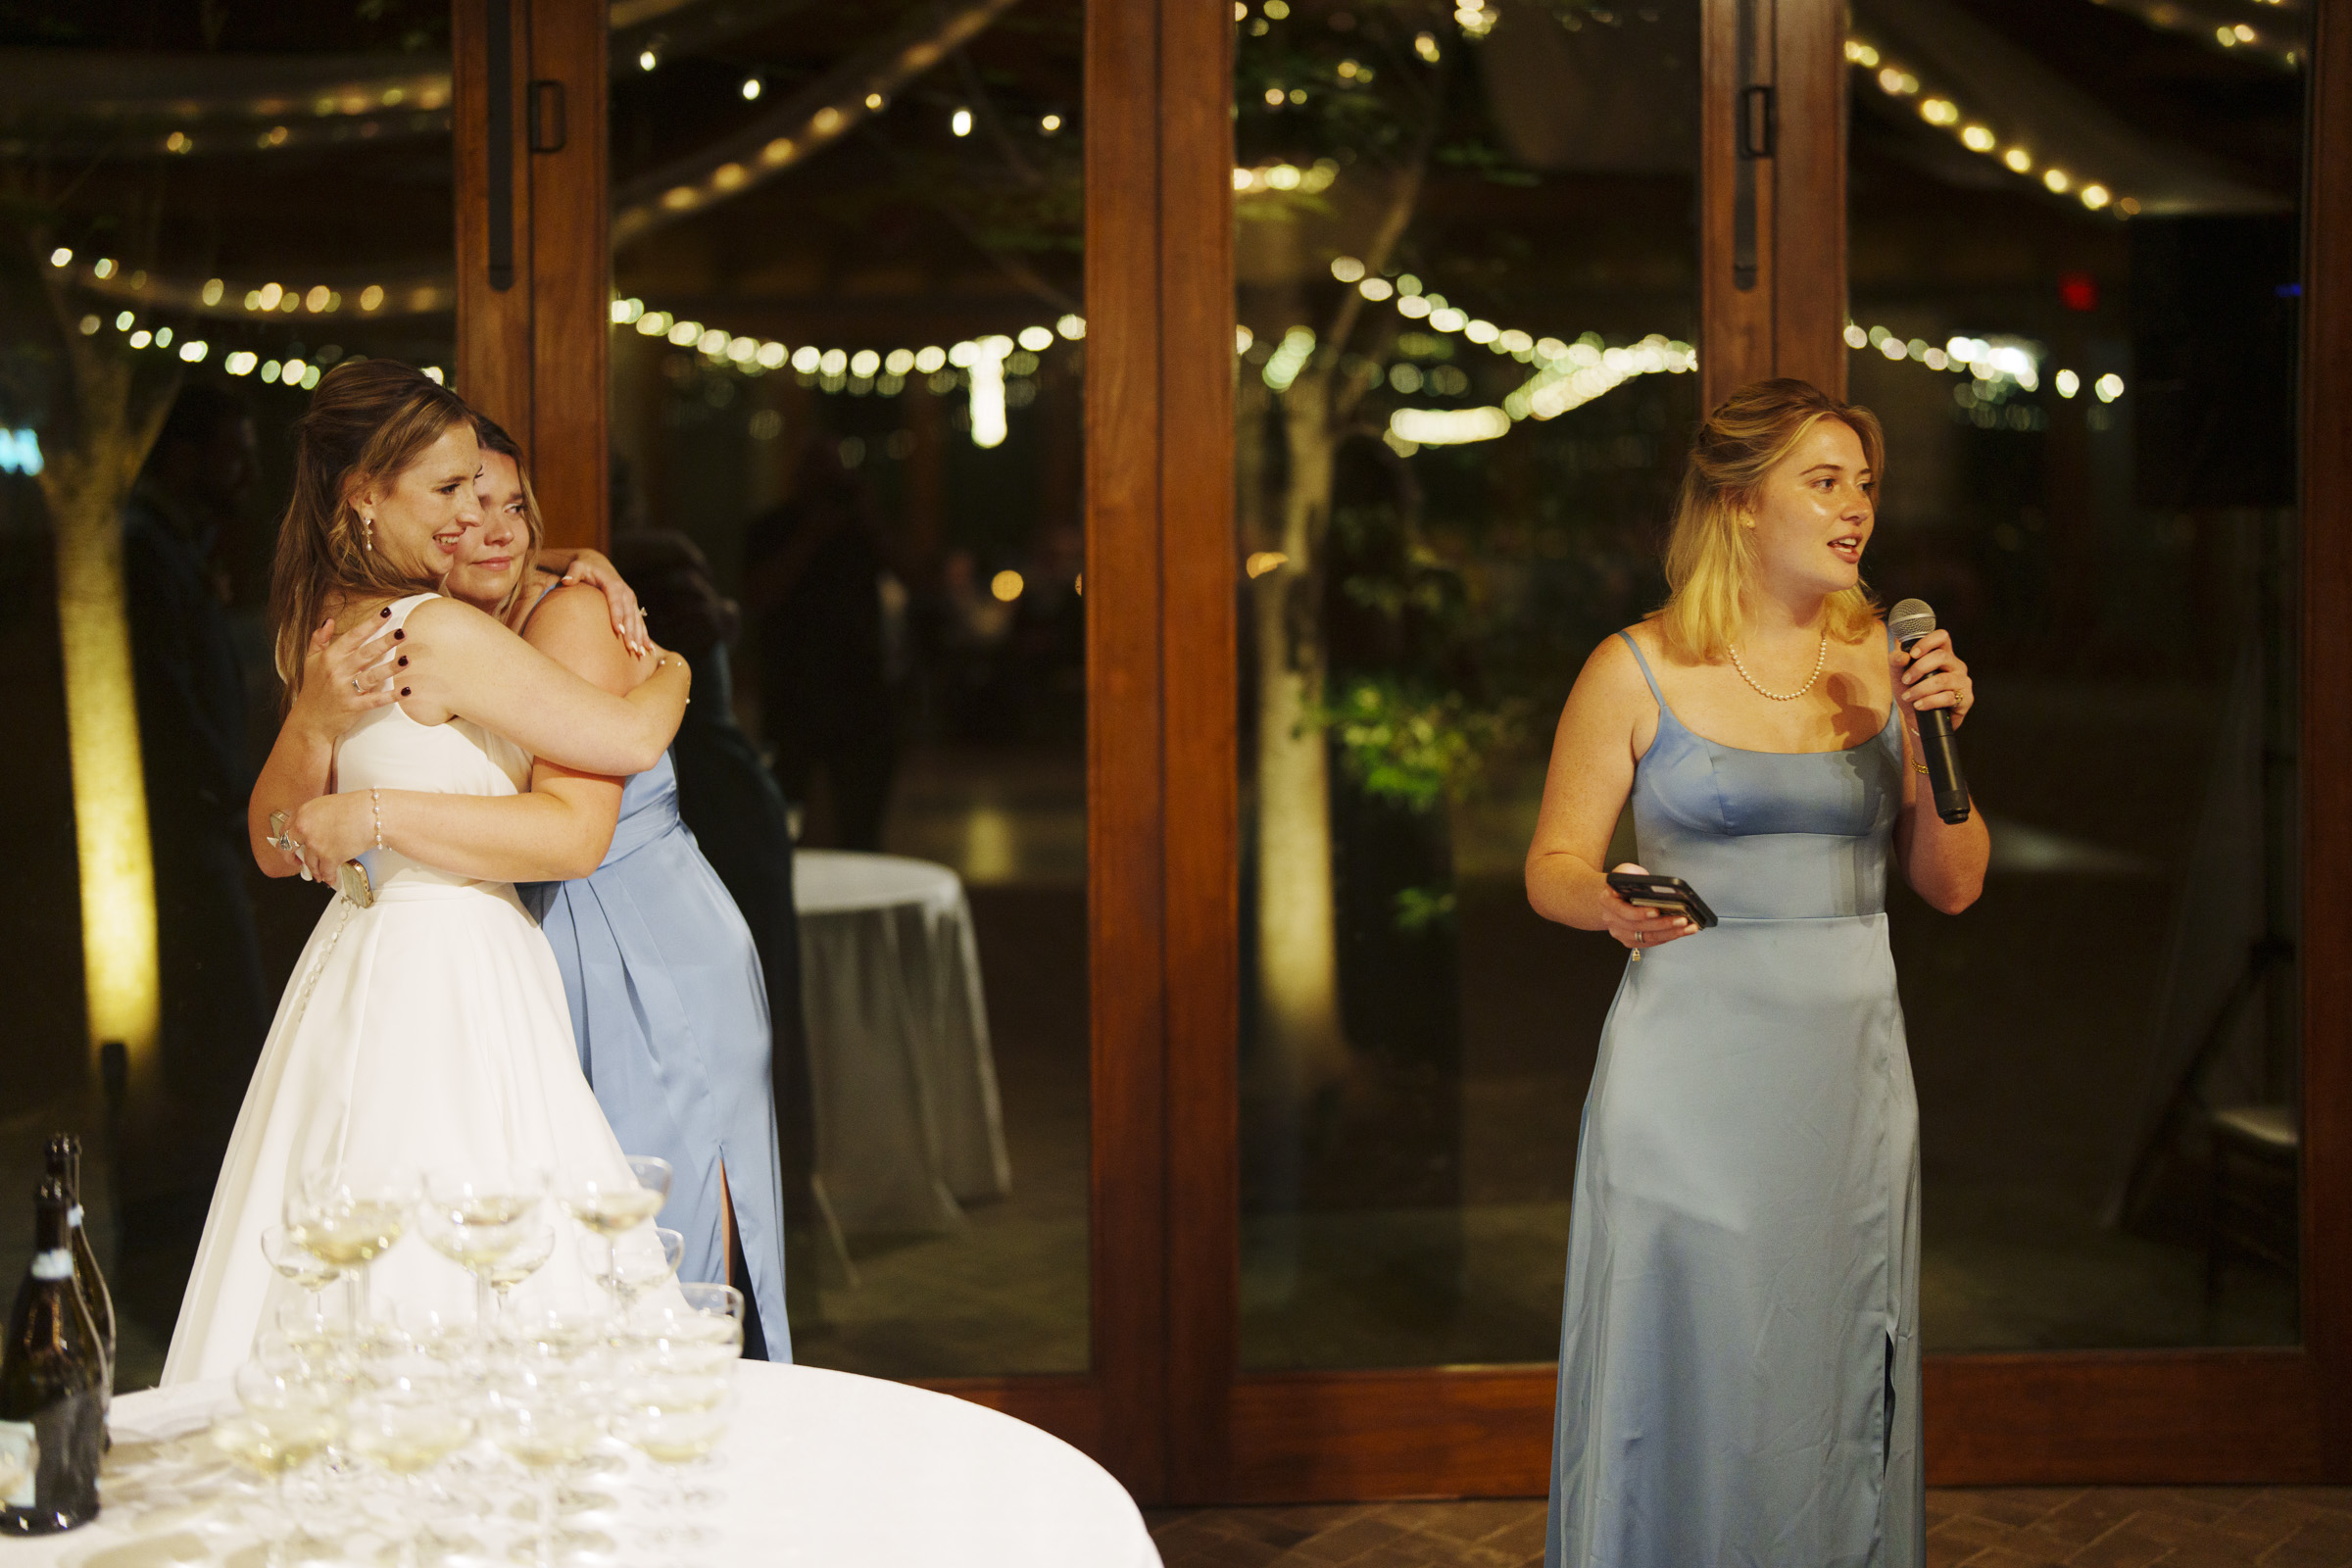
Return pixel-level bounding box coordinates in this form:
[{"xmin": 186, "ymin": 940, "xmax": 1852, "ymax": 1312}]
[{"xmin": 1615, "ymin": 628, "xmax": 1666, "ymax": 706}]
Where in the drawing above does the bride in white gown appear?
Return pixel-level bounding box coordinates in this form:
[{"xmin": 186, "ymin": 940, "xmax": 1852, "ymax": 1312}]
[{"xmin": 164, "ymin": 362, "xmax": 694, "ymax": 1384}]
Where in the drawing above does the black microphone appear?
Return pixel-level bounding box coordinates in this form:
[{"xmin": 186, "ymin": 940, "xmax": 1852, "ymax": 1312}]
[{"xmin": 1886, "ymin": 598, "xmax": 1972, "ymax": 825}]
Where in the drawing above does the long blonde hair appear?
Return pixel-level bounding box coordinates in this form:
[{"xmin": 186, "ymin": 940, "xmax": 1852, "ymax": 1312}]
[
  {"xmin": 468, "ymin": 413, "xmax": 546, "ymax": 626},
  {"xmin": 268, "ymin": 359, "xmax": 474, "ymax": 702},
  {"xmin": 1653, "ymin": 377, "xmax": 1884, "ymax": 662}
]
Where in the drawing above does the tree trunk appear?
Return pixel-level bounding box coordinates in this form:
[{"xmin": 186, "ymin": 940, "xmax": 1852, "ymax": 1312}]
[
  {"xmin": 1250, "ymin": 364, "xmax": 1348, "ymax": 1099},
  {"xmin": 37, "ymin": 333, "xmax": 175, "ymax": 1103}
]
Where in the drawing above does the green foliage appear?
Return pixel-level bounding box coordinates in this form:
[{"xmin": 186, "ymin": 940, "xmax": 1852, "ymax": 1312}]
[
  {"xmin": 1393, "ymin": 884, "xmax": 1457, "ymax": 932},
  {"xmin": 1320, "ymin": 677, "xmax": 1524, "ymax": 814}
]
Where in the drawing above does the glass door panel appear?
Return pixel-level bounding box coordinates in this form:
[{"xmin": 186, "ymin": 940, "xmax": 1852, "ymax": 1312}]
[
  {"xmin": 1233, "ymin": 0, "xmax": 1699, "ymax": 1370},
  {"xmin": 1843, "ymin": 0, "xmax": 2306, "ymax": 1349},
  {"xmin": 0, "ymin": 2, "xmax": 455, "ymax": 1391},
  {"xmin": 608, "ymin": 0, "xmax": 1090, "ymax": 1376}
]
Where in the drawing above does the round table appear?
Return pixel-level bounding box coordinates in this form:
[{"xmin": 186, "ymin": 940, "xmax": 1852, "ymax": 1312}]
[
  {"xmin": 3, "ymin": 1363, "xmax": 1157, "ymax": 1566},
  {"xmin": 793, "ymin": 851, "xmax": 1012, "ymax": 1241}
]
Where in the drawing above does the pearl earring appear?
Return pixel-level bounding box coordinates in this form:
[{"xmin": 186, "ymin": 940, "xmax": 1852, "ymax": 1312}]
[{"xmin": 363, "ymin": 514, "xmax": 374, "ymax": 552}]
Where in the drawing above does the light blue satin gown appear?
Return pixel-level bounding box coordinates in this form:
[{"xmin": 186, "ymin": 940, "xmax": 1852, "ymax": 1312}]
[
  {"xmin": 1546, "ymin": 631, "xmax": 1920, "ymax": 1568},
  {"xmin": 524, "ymin": 754, "xmax": 792, "ymax": 1360}
]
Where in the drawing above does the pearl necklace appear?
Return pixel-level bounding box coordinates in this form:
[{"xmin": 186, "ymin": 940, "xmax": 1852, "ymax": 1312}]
[{"xmin": 1729, "ymin": 634, "xmax": 1828, "ymax": 701}]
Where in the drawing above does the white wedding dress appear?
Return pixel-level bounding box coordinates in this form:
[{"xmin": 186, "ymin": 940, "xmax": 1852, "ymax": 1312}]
[{"xmin": 164, "ymin": 594, "xmax": 641, "ymax": 1384}]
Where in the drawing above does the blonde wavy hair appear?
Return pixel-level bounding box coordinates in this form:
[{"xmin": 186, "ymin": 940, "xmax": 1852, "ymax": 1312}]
[
  {"xmin": 268, "ymin": 359, "xmax": 474, "ymax": 703},
  {"xmin": 1652, "ymin": 377, "xmax": 1884, "ymax": 663}
]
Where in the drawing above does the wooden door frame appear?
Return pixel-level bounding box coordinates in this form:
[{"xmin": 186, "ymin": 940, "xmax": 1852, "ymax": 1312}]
[
  {"xmin": 1158, "ymin": 0, "xmax": 2352, "ymax": 1502},
  {"xmin": 453, "ymin": 0, "xmax": 609, "ymax": 550}
]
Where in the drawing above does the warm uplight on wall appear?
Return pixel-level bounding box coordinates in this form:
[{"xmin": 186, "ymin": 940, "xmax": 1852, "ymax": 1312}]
[
  {"xmin": 1245, "ymin": 551, "xmax": 1290, "ymax": 579},
  {"xmin": 991, "ymin": 569, "xmax": 1025, "ymax": 602}
]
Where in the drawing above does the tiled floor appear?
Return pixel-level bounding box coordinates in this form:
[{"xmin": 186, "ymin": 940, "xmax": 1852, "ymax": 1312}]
[{"xmin": 1147, "ymin": 1489, "xmax": 2352, "ymax": 1568}]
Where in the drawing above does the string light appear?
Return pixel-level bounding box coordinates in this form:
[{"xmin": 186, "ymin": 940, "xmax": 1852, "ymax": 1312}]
[
  {"xmin": 1844, "ymin": 318, "xmax": 2129, "ymax": 408},
  {"xmin": 2084, "ymin": 0, "xmax": 2300, "ymax": 69},
  {"xmin": 1392, "ymin": 406, "xmax": 1508, "ymax": 445},
  {"xmin": 610, "ymin": 0, "xmax": 1023, "ymax": 246},
  {"xmin": 1235, "ymin": 158, "xmax": 1338, "ymax": 194},
  {"xmin": 1847, "ymin": 33, "xmax": 2133, "ymax": 216}
]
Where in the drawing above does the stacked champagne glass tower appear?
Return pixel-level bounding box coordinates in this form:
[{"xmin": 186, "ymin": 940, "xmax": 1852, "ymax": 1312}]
[{"xmin": 220, "ymin": 1153, "xmax": 740, "ymax": 1566}]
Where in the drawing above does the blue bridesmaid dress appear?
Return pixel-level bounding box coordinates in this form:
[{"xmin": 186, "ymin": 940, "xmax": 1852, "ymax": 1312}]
[
  {"xmin": 1546, "ymin": 631, "xmax": 1920, "ymax": 1568},
  {"xmin": 525, "ymin": 754, "xmax": 792, "ymax": 1360}
]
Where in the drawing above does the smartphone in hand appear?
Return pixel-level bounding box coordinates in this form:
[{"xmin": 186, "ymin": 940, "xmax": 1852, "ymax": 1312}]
[{"xmin": 1604, "ymin": 870, "xmax": 1718, "ymax": 930}]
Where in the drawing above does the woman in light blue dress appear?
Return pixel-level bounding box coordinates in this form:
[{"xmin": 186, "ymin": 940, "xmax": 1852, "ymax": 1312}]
[
  {"xmin": 1525, "ymin": 379, "xmax": 1989, "ymax": 1566},
  {"xmin": 459, "ymin": 424, "xmax": 791, "ymax": 1361}
]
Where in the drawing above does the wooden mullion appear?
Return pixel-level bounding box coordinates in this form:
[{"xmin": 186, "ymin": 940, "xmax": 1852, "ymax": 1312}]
[
  {"xmin": 1161, "ymin": 0, "xmax": 1242, "ymax": 1507},
  {"xmin": 453, "ymin": 0, "xmax": 533, "ymax": 440},
  {"xmin": 1771, "ymin": 0, "xmax": 1846, "ymax": 398},
  {"xmin": 2300, "ymin": 0, "xmax": 2352, "ymax": 1486},
  {"xmin": 521, "ymin": 0, "xmax": 609, "ymax": 549},
  {"xmin": 1084, "ymin": 0, "xmax": 1171, "ymax": 1498},
  {"xmin": 1700, "ymin": 0, "xmax": 1773, "ymax": 406}
]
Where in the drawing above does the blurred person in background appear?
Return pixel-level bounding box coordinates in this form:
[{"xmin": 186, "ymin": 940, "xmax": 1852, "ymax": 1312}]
[
  {"xmin": 741, "ymin": 433, "xmax": 898, "ymax": 850},
  {"xmin": 608, "ymin": 529, "xmax": 821, "ymax": 1319},
  {"xmin": 121, "ymin": 381, "xmax": 271, "ymax": 1243}
]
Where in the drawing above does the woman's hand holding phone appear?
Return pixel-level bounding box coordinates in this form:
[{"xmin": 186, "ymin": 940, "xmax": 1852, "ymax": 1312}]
[{"xmin": 1600, "ymin": 862, "xmax": 1697, "ymax": 953}]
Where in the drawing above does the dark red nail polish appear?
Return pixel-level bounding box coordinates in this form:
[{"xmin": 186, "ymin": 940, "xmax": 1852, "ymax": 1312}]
[
  {"xmin": 379, "ymin": 606, "xmax": 391, "ymax": 617},
  {"xmin": 394, "ymin": 629, "xmax": 405, "ymax": 641},
  {"xmin": 397, "ymin": 655, "xmax": 408, "ymax": 667},
  {"xmin": 400, "ymin": 686, "xmax": 411, "ymax": 697}
]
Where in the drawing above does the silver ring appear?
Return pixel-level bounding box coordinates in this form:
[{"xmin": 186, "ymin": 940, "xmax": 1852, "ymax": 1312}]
[{"xmin": 351, "ymin": 676, "xmax": 362, "ymax": 692}]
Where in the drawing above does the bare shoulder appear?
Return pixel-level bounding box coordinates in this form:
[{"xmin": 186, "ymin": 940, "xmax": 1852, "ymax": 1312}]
[
  {"xmin": 524, "ymin": 582, "xmax": 645, "ymax": 692},
  {"xmin": 402, "ymin": 594, "xmax": 503, "ymax": 637},
  {"xmin": 1573, "ymin": 624, "xmax": 1655, "ymax": 705},
  {"xmin": 521, "ymin": 581, "xmax": 616, "ymax": 642}
]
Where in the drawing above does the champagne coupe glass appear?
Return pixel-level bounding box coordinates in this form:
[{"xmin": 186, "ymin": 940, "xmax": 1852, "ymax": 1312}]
[
  {"xmin": 678, "ymin": 1282, "xmax": 745, "ymax": 1350},
  {"xmin": 270, "ymin": 1296, "xmax": 342, "ymax": 1359},
  {"xmin": 612, "ymin": 1371, "xmax": 734, "ymax": 1527},
  {"xmin": 344, "ymin": 1389, "xmax": 475, "ymax": 1568},
  {"xmin": 286, "ymin": 1164, "xmax": 414, "ymax": 1333},
  {"xmin": 557, "ymin": 1156, "xmax": 670, "ymax": 1316},
  {"xmin": 260, "ymin": 1224, "xmax": 340, "ymax": 1307},
  {"xmin": 221, "ymin": 1360, "xmax": 349, "ymax": 1567},
  {"xmin": 420, "ymin": 1170, "xmax": 546, "ymax": 1326},
  {"xmin": 589, "ymin": 1225, "xmax": 685, "ymax": 1319},
  {"xmin": 480, "ymin": 1221, "xmax": 558, "ymax": 1334},
  {"xmin": 485, "ymin": 1374, "xmax": 609, "ymax": 1568},
  {"xmin": 631, "ymin": 1282, "xmax": 745, "ymax": 1375},
  {"xmin": 209, "ymin": 1412, "xmax": 341, "ymax": 1568}
]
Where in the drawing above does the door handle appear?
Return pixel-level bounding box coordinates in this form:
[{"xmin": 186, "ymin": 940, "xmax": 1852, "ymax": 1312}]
[
  {"xmin": 529, "ymin": 80, "xmax": 566, "ymax": 153},
  {"xmin": 1740, "ymin": 84, "xmax": 1776, "ymax": 160}
]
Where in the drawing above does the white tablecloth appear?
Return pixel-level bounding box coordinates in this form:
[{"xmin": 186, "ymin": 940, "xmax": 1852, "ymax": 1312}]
[
  {"xmin": 0, "ymin": 1363, "xmax": 1158, "ymax": 1567},
  {"xmin": 795, "ymin": 851, "xmax": 1012, "ymax": 1237}
]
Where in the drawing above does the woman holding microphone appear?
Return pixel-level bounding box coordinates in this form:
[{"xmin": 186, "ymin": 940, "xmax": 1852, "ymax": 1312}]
[{"xmin": 1526, "ymin": 379, "xmax": 1988, "ymax": 1567}]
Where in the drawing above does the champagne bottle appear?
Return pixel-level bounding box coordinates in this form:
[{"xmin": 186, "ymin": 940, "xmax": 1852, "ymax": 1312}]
[
  {"xmin": 0, "ymin": 1179, "xmax": 106, "ymax": 1535},
  {"xmin": 41, "ymin": 1138, "xmax": 114, "ymax": 1385}
]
